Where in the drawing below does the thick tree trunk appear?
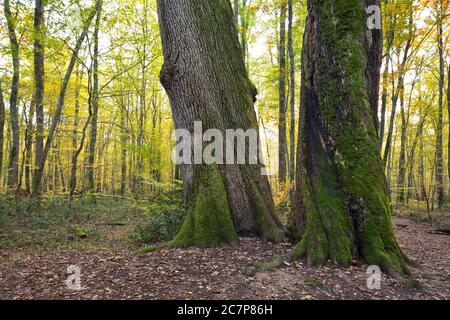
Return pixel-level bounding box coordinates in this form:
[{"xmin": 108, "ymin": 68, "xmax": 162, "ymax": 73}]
[
  {"xmin": 157, "ymin": 0, "xmax": 284, "ymax": 247},
  {"xmin": 291, "ymin": 0, "xmax": 408, "ymax": 274},
  {"xmin": 34, "ymin": 0, "xmax": 45, "ymax": 194},
  {"xmin": 87, "ymin": 0, "xmax": 103, "ymax": 192},
  {"xmin": 32, "ymin": 2, "xmax": 99, "ymax": 198},
  {"xmin": 288, "ymin": 0, "xmax": 295, "ymax": 181},
  {"xmin": 278, "ymin": 0, "xmax": 288, "ymax": 183},
  {"xmin": 4, "ymin": 0, "xmax": 20, "ymax": 191}
]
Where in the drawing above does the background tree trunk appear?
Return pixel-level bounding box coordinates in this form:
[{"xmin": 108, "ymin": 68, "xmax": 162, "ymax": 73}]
[
  {"xmin": 288, "ymin": 0, "xmax": 295, "ymax": 182},
  {"xmin": 4, "ymin": 0, "xmax": 20, "ymax": 192},
  {"xmin": 157, "ymin": 0, "xmax": 285, "ymax": 247},
  {"xmin": 435, "ymin": 2, "xmax": 445, "ymax": 209},
  {"xmin": 291, "ymin": 0, "xmax": 408, "ymax": 275},
  {"xmin": 447, "ymin": 63, "xmax": 450, "ymax": 187},
  {"xmin": 32, "ymin": 2, "xmax": 99, "ymax": 198},
  {"xmin": 278, "ymin": 0, "xmax": 288, "ymax": 184},
  {"xmin": 87, "ymin": 0, "xmax": 103, "ymax": 192},
  {"xmin": 34, "ymin": 0, "xmax": 45, "ymax": 194},
  {"xmin": 0, "ymin": 83, "xmax": 5, "ymax": 188}
]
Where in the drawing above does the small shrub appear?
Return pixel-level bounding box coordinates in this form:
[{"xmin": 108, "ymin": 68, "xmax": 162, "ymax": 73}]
[{"xmin": 132, "ymin": 205, "xmax": 185, "ymax": 244}]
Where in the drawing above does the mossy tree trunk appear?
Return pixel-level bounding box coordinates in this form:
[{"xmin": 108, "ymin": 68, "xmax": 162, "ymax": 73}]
[
  {"xmin": 157, "ymin": 0, "xmax": 285, "ymax": 247},
  {"xmin": 291, "ymin": 0, "xmax": 409, "ymax": 275}
]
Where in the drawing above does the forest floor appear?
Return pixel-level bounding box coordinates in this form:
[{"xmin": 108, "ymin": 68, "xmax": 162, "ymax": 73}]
[{"xmin": 0, "ymin": 201, "xmax": 449, "ymax": 300}]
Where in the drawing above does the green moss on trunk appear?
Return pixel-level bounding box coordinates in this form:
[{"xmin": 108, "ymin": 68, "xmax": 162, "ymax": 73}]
[
  {"xmin": 292, "ymin": 0, "xmax": 409, "ymax": 275},
  {"xmin": 170, "ymin": 165, "xmax": 239, "ymax": 248}
]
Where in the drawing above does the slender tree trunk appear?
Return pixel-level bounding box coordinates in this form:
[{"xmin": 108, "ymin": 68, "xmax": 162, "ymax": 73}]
[
  {"xmin": 383, "ymin": 9, "xmax": 413, "ymax": 168},
  {"xmin": 447, "ymin": 63, "xmax": 450, "ymax": 187},
  {"xmin": 32, "ymin": 2, "xmax": 99, "ymax": 198},
  {"xmin": 278, "ymin": 0, "xmax": 288, "ymax": 183},
  {"xmin": 4, "ymin": 0, "xmax": 20, "ymax": 192},
  {"xmin": 25, "ymin": 100, "xmax": 35, "ymax": 194},
  {"xmin": 69, "ymin": 68, "xmax": 82, "ymax": 198},
  {"xmin": 0, "ymin": 83, "xmax": 5, "ymax": 188},
  {"xmin": 234, "ymin": 0, "xmax": 239, "ymax": 24},
  {"xmin": 287, "ymin": 0, "xmax": 295, "ymax": 181},
  {"xmin": 240, "ymin": 0, "xmax": 248, "ymax": 64},
  {"xmin": 34, "ymin": 0, "xmax": 45, "ymax": 194},
  {"xmin": 158, "ymin": 0, "xmax": 285, "ymax": 247},
  {"xmin": 435, "ymin": 3, "xmax": 445, "ymax": 209},
  {"xmin": 87, "ymin": 0, "xmax": 103, "ymax": 191},
  {"xmin": 379, "ymin": 0, "xmax": 395, "ymax": 144},
  {"xmin": 291, "ymin": 0, "xmax": 408, "ymax": 274},
  {"xmin": 120, "ymin": 100, "xmax": 128, "ymax": 195},
  {"xmin": 396, "ymin": 90, "xmax": 407, "ymax": 204}
]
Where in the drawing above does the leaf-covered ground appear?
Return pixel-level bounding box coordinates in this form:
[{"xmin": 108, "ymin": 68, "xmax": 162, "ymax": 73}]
[{"xmin": 0, "ymin": 217, "xmax": 449, "ymax": 300}]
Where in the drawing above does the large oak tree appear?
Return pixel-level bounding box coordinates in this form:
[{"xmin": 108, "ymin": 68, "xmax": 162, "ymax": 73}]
[
  {"xmin": 290, "ymin": 0, "xmax": 409, "ymax": 275},
  {"xmin": 157, "ymin": 0, "xmax": 285, "ymax": 247}
]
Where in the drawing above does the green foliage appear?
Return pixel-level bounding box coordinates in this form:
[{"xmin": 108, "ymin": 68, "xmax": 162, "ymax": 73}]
[
  {"xmin": 132, "ymin": 204, "xmax": 185, "ymax": 244},
  {"xmin": 0, "ymin": 196, "xmax": 147, "ymax": 251},
  {"xmin": 131, "ymin": 182, "xmax": 185, "ymax": 244}
]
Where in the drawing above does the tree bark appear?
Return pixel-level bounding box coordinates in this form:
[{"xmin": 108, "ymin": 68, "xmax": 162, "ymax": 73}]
[
  {"xmin": 379, "ymin": 3, "xmax": 395, "ymax": 145},
  {"xmin": 87, "ymin": 0, "xmax": 103, "ymax": 192},
  {"xmin": 32, "ymin": 2, "xmax": 99, "ymax": 198},
  {"xmin": 288, "ymin": 0, "xmax": 295, "ymax": 181},
  {"xmin": 447, "ymin": 63, "xmax": 450, "ymax": 187},
  {"xmin": 291, "ymin": 0, "xmax": 408, "ymax": 274},
  {"xmin": 4, "ymin": 0, "xmax": 20, "ymax": 192},
  {"xmin": 396, "ymin": 90, "xmax": 407, "ymax": 204},
  {"xmin": 0, "ymin": 83, "xmax": 5, "ymax": 188},
  {"xmin": 157, "ymin": 0, "xmax": 285, "ymax": 247},
  {"xmin": 34, "ymin": 0, "xmax": 45, "ymax": 194},
  {"xmin": 278, "ymin": 0, "xmax": 288, "ymax": 183},
  {"xmin": 435, "ymin": 1, "xmax": 445, "ymax": 209}
]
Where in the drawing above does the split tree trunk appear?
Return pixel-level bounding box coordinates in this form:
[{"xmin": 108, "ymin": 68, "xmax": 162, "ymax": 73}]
[
  {"xmin": 157, "ymin": 0, "xmax": 285, "ymax": 247},
  {"xmin": 291, "ymin": 0, "xmax": 408, "ymax": 274}
]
